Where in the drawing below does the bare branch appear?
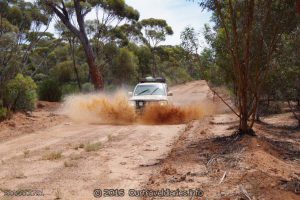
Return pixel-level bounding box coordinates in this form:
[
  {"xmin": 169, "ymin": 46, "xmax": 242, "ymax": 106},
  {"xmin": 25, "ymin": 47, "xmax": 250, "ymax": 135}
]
[{"xmin": 210, "ymin": 87, "xmax": 240, "ymax": 118}]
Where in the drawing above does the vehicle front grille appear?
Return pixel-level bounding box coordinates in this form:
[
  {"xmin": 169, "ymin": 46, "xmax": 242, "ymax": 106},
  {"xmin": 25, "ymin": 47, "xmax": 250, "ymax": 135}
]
[{"xmin": 136, "ymin": 101, "xmax": 146, "ymax": 109}]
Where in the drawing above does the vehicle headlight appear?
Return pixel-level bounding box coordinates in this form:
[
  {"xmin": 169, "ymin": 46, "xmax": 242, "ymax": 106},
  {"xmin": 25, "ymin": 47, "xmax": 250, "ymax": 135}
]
[
  {"xmin": 158, "ymin": 100, "xmax": 168, "ymax": 106},
  {"xmin": 128, "ymin": 101, "xmax": 135, "ymax": 107}
]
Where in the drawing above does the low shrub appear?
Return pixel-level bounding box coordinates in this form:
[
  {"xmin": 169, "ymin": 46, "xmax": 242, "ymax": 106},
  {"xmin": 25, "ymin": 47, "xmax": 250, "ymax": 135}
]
[
  {"xmin": 0, "ymin": 106, "xmax": 8, "ymax": 121},
  {"xmin": 42, "ymin": 151, "xmax": 62, "ymax": 160},
  {"xmin": 61, "ymin": 83, "xmax": 80, "ymax": 96},
  {"xmin": 33, "ymin": 73, "xmax": 48, "ymax": 82},
  {"xmin": 81, "ymin": 82, "xmax": 94, "ymax": 93},
  {"xmin": 84, "ymin": 142, "xmax": 102, "ymax": 152},
  {"xmin": 4, "ymin": 74, "xmax": 37, "ymax": 111},
  {"xmin": 38, "ymin": 79, "xmax": 62, "ymax": 102},
  {"xmin": 51, "ymin": 61, "xmax": 73, "ymax": 83}
]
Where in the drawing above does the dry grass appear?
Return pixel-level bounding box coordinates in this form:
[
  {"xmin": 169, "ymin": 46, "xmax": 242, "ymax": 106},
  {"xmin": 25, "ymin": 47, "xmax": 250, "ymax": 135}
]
[
  {"xmin": 70, "ymin": 153, "xmax": 83, "ymax": 160},
  {"xmin": 0, "ymin": 196, "xmax": 13, "ymax": 200},
  {"xmin": 55, "ymin": 188, "xmax": 62, "ymax": 199},
  {"xmin": 107, "ymin": 134, "xmax": 119, "ymax": 142},
  {"xmin": 42, "ymin": 152, "xmax": 62, "ymax": 160},
  {"xmin": 23, "ymin": 149, "xmax": 30, "ymax": 158},
  {"xmin": 73, "ymin": 143, "xmax": 85, "ymax": 150},
  {"xmin": 11, "ymin": 171, "xmax": 26, "ymax": 179},
  {"xmin": 107, "ymin": 134, "xmax": 114, "ymax": 142},
  {"xmin": 84, "ymin": 142, "xmax": 102, "ymax": 152},
  {"xmin": 64, "ymin": 160, "xmax": 78, "ymax": 168}
]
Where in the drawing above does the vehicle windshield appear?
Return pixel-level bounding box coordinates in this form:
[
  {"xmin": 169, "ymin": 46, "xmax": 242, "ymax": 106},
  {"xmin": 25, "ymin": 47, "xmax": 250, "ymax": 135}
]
[{"xmin": 134, "ymin": 84, "xmax": 166, "ymax": 96}]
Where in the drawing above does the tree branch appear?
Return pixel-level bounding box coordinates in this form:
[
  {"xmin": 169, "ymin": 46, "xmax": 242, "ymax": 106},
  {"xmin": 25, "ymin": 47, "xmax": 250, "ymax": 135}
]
[
  {"xmin": 45, "ymin": 1, "xmax": 80, "ymax": 37},
  {"xmin": 210, "ymin": 87, "xmax": 240, "ymax": 118},
  {"xmin": 73, "ymin": 0, "xmax": 85, "ymax": 33}
]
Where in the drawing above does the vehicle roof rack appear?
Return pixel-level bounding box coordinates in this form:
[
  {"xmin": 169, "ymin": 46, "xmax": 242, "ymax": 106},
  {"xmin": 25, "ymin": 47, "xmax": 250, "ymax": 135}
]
[{"xmin": 139, "ymin": 76, "xmax": 166, "ymax": 83}]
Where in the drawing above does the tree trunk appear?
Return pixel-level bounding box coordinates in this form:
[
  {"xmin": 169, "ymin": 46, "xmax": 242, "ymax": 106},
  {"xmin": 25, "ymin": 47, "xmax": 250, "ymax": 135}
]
[
  {"xmin": 255, "ymin": 100, "xmax": 261, "ymax": 122},
  {"xmin": 46, "ymin": 0, "xmax": 104, "ymax": 90},
  {"xmin": 239, "ymin": 100, "xmax": 249, "ymax": 133},
  {"xmin": 195, "ymin": 54, "xmax": 204, "ymax": 79},
  {"xmin": 78, "ymin": 33, "xmax": 103, "ymax": 90},
  {"xmin": 69, "ymin": 38, "xmax": 82, "ymax": 91},
  {"xmin": 151, "ymin": 48, "xmax": 158, "ymax": 77},
  {"xmin": 240, "ymin": 114, "xmax": 248, "ymax": 132},
  {"xmin": 238, "ymin": 79, "xmax": 255, "ymax": 135}
]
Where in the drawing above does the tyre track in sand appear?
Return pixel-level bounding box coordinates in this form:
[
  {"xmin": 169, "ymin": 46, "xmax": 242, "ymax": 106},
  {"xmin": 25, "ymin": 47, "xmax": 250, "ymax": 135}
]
[{"xmin": 0, "ymin": 80, "xmax": 215, "ymax": 200}]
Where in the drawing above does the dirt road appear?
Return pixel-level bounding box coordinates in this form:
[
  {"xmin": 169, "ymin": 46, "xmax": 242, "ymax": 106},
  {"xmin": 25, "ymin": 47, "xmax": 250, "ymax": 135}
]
[
  {"xmin": 1, "ymin": 80, "xmax": 299, "ymax": 200},
  {"xmin": 0, "ymin": 81, "xmax": 215, "ymax": 200}
]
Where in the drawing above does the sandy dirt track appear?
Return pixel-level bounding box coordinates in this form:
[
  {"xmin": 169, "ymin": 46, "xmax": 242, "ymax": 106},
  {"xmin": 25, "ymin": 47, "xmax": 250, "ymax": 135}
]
[
  {"xmin": 0, "ymin": 81, "xmax": 214, "ymax": 200},
  {"xmin": 1, "ymin": 80, "xmax": 299, "ymax": 200}
]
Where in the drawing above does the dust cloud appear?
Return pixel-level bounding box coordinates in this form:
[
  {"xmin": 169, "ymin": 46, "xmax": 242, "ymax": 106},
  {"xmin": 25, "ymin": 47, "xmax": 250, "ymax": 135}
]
[
  {"xmin": 62, "ymin": 91, "xmax": 136, "ymax": 124},
  {"xmin": 61, "ymin": 92, "xmax": 215, "ymax": 125},
  {"xmin": 139, "ymin": 103, "xmax": 214, "ymax": 124}
]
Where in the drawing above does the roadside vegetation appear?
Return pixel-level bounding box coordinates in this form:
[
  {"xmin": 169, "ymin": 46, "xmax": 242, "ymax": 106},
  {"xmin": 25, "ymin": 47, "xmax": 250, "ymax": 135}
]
[
  {"xmin": 42, "ymin": 151, "xmax": 63, "ymax": 160},
  {"xmin": 198, "ymin": 0, "xmax": 300, "ymax": 132},
  {"xmin": 84, "ymin": 142, "xmax": 102, "ymax": 152}
]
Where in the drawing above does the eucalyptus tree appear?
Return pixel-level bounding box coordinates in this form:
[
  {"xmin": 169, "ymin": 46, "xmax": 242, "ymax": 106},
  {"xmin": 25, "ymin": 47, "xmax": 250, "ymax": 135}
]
[
  {"xmin": 180, "ymin": 26, "xmax": 201, "ymax": 78},
  {"xmin": 41, "ymin": 0, "xmax": 102, "ymax": 89},
  {"xmin": 84, "ymin": 0, "xmax": 140, "ymax": 79},
  {"xmin": 180, "ymin": 26, "xmax": 199, "ymax": 55},
  {"xmin": 55, "ymin": 22, "xmax": 82, "ymax": 90},
  {"xmin": 0, "ymin": 0, "xmax": 49, "ymax": 100},
  {"xmin": 42, "ymin": 0, "xmax": 139, "ymax": 90},
  {"xmin": 85, "ymin": 0, "xmax": 139, "ymax": 43},
  {"xmin": 139, "ymin": 18, "xmax": 173, "ymax": 77},
  {"xmin": 199, "ymin": 0, "xmax": 298, "ymax": 135}
]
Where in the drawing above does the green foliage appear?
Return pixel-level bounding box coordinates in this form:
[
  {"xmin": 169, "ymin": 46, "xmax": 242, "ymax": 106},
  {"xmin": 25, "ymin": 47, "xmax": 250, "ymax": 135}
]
[
  {"xmin": 0, "ymin": 107, "xmax": 8, "ymax": 121},
  {"xmin": 263, "ymin": 29, "xmax": 300, "ymax": 102},
  {"xmin": 51, "ymin": 60, "xmax": 74, "ymax": 83},
  {"xmin": 154, "ymin": 45, "xmax": 193, "ymax": 84},
  {"xmin": 140, "ymin": 18, "xmax": 173, "ymax": 47},
  {"xmin": 3, "ymin": 0, "xmax": 48, "ymax": 31},
  {"xmin": 160, "ymin": 61, "xmax": 192, "ymax": 85},
  {"xmin": 112, "ymin": 48, "xmax": 138, "ymax": 84},
  {"xmin": 38, "ymin": 79, "xmax": 62, "ymax": 102},
  {"xmin": 200, "ymin": 0, "xmax": 299, "ymax": 131},
  {"xmin": 136, "ymin": 46, "xmax": 152, "ymax": 77},
  {"xmin": 33, "ymin": 73, "xmax": 49, "ymax": 82},
  {"xmin": 96, "ymin": 0, "xmax": 140, "ymax": 21},
  {"xmin": 180, "ymin": 26, "xmax": 199, "ymax": 54},
  {"xmin": 82, "ymin": 82, "xmax": 95, "ymax": 93},
  {"xmin": 61, "ymin": 83, "xmax": 80, "ymax": 96},
  {"xmin": 0, "ymin": 100, "xmax": 11, "ymax": 121},
  {"xmin": 4, "ymin": 74, "xmax": 37, "ymax": 111}
]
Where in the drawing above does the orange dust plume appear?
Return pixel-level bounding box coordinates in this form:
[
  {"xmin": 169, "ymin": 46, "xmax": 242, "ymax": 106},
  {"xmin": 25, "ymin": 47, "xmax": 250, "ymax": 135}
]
[
  {"xmin": 139, "ymin": 103, "xmax": 214, "ymax": 125},
  {"xmin": 61, "ymin": 91, "xmax": 136, "ymax": 124},
  {"xmin": 61, "ymin": 92, "xmax": 215, "ymax": 125}
]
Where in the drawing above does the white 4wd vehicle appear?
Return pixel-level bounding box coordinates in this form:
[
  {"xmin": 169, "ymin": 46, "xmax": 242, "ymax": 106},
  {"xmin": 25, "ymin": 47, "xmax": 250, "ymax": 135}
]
[{"xmin": 128, "ymin": 77, "xmax": 172, "ymax": 110}]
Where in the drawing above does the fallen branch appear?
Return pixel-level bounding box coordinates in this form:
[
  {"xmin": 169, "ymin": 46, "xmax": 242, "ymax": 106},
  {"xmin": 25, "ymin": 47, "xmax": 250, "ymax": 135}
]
[
  {"xmin": 239, "ymin": 185, "xmax": 252, "ymax": 200},
  {"xmin": 207, "ymin": 155, "xmax": 217, "ymax": 166},
  {"xmin": 218, "ymin": 171, "xmax": 227, "ymax": 185},
  {"xmin": 210, "ymin": 87, "xmax": 240, "ymax": 118}
]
